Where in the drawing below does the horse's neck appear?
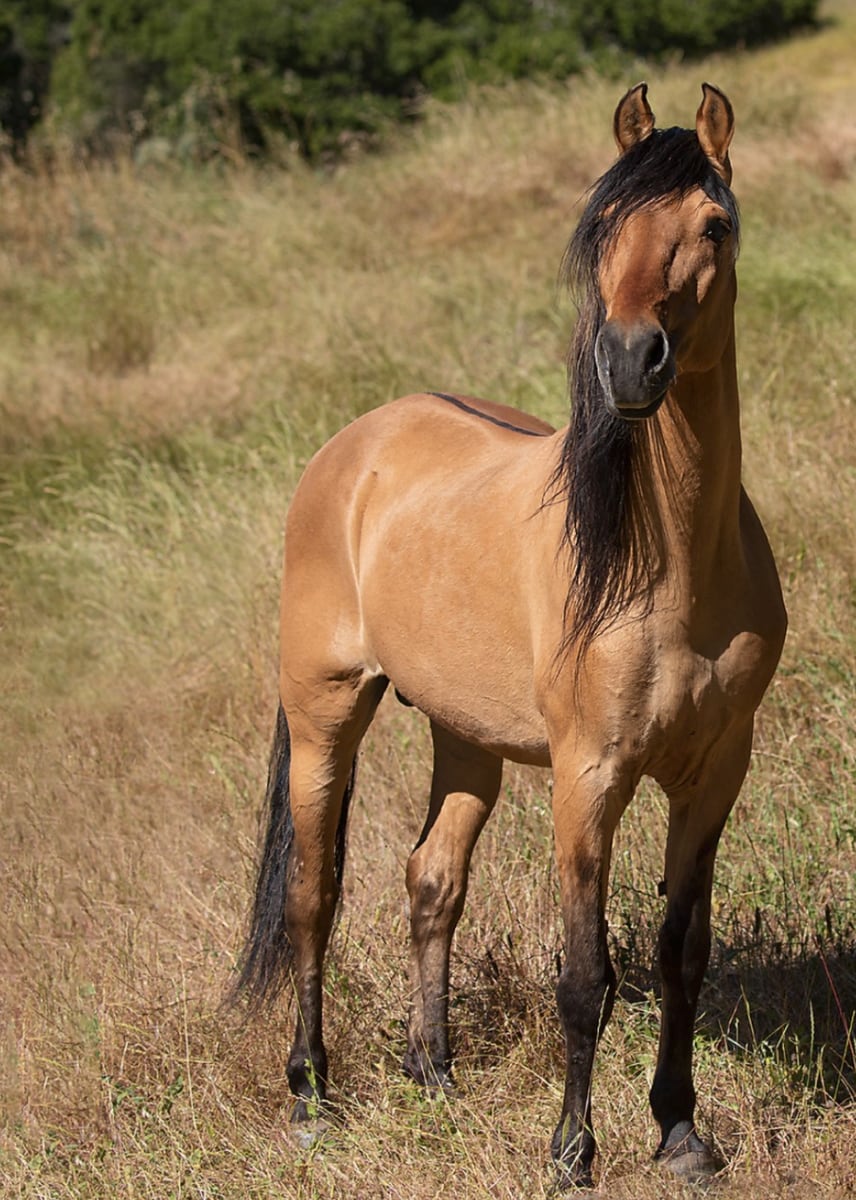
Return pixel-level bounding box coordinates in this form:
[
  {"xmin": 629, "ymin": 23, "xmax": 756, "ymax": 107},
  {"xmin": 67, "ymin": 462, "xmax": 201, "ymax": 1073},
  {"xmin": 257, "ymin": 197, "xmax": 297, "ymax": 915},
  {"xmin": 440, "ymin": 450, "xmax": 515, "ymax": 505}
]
[{"xmin": 644, "ymin": 330, "xmax": 744, "ymax": 600}]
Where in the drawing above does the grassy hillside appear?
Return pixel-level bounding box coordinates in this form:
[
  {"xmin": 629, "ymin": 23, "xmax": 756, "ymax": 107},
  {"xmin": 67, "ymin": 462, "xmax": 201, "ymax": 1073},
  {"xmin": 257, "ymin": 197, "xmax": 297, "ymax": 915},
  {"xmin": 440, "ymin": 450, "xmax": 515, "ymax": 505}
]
[{"xmin": 1, "ymin": 1, "xmax": 855, "ymax": 1195}]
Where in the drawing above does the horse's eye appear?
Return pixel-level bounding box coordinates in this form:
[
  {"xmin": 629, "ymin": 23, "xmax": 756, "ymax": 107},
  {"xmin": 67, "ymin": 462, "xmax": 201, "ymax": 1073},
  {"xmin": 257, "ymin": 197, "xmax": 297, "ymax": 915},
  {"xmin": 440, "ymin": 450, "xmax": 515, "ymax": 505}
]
[{"xmin": 704, "ymin": 217, "xmax": 731, "ymax": 246}]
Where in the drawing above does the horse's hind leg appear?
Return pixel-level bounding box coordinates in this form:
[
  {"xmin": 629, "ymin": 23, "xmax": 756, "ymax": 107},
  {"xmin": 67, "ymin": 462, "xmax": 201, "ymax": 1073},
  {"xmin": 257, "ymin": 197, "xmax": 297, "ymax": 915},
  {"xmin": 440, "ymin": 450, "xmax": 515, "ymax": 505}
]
[
  {"xmin": 283, "ymin": 674, "xmax": 386, "ymax": 1125},
  {"xmin": 404, "ymin": 722, "xmax": 502, "ymax": 1089},
  {"xmin": 650, "ymin": 723, "xmax": 754, "ymax": 1178}
]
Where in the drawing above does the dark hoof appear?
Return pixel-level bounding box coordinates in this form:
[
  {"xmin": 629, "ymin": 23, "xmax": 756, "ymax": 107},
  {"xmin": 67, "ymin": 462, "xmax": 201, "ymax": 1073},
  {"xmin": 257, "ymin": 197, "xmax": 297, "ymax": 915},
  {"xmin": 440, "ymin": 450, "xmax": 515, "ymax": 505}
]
[
  {"xmin": 553, "ymin": 1168, "xmax": 595, "ymax": 1193},
  {"xmin": 289, "ymin": 1098, "xmax": 338, "ymax": 1149},
  {"xmin": 551, "ymin": 1156, "xmax": 598, "ymax": 1194},
  {"xmin": 656, "ymin": 1122, "xmax": 721, "ymax": 1182},
  {"xmin": 402, "ymin": 1051, "xmax": 455, "ymax": 1094},
  {"xmin": 551, "ymin": 1121, "xmax": 596, "ymax": 1192}
]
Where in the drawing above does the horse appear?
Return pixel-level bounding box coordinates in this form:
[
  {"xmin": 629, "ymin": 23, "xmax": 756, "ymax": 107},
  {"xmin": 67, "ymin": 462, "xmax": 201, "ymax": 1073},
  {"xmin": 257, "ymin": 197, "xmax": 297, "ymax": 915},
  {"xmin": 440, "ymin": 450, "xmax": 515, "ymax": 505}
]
[{"xmin": 235, "ymin": 82, "xmax": 787, "ymax": 1188}]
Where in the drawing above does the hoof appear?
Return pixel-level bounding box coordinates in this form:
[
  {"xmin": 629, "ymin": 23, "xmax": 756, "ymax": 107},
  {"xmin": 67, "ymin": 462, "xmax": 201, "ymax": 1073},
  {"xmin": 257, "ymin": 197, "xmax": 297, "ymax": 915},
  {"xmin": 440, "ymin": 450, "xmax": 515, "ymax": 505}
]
[
  {"xmin": 552, "ymin": 1163, "xmax": 596, "ymax": 1194},
  {"xmin": 289, "ymin": 1098, "xmax": 337, "ymax": 1150},
  {"xmin": 656, "ymin": 1122, "xmax": 720, "ymax": 1182},
  {"xmin": 402, "ymin": 1051, "xmax": 455, "ymax": 1094},
  {"xmin": 551, "ymin": 1122, "xmax": 596, "ymax": 1192}
]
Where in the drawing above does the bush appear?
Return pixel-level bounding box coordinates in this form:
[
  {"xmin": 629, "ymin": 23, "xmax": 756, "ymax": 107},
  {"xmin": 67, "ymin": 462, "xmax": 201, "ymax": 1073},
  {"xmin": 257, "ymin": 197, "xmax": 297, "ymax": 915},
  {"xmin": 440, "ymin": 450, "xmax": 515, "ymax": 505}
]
[
  {"xmin": 597, "ymin": 0, "xmax": 818, "ymax": 57},
  {"xmin": 0, "ymin": 0, "xmax": 67, "ymax": 147},
  {"xmin": 0, "ymin": 0, "xmax": 820, "ymax": 161}
]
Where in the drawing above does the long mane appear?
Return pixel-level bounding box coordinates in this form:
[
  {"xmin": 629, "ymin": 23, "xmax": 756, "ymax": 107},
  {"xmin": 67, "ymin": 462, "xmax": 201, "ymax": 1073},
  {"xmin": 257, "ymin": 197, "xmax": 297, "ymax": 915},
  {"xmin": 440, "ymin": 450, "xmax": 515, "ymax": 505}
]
[{"xmin": 550, "ymin": 126, "xmax": 740, "ymax": 653}]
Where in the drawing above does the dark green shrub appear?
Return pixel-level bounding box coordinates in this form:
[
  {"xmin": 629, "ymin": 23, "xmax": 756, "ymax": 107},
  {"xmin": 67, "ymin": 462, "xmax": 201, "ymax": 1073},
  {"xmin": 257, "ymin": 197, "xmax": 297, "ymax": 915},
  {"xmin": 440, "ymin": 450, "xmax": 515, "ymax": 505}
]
[
  {"xmin": 0, "ymin": 0, "xmax": 68, "ymax": 147},
  {"xmin": 0, "ymin": 0, "xmax": 821, "ymax": 161},
  {"xmin": 597, "ymin": 0, "xmax": 819, "ymax": 57}
]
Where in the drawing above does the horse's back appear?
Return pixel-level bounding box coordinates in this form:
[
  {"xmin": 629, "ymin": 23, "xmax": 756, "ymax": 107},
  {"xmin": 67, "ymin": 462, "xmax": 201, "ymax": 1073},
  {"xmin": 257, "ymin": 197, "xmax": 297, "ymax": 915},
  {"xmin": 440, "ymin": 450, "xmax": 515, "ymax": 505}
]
[
  {"xmin": 418, "ymin": 391, "xmax": 556, "ymax": 438},
  {"xmin": 286, "ymin": 392, "xmax": 559, "ymax": 550}
]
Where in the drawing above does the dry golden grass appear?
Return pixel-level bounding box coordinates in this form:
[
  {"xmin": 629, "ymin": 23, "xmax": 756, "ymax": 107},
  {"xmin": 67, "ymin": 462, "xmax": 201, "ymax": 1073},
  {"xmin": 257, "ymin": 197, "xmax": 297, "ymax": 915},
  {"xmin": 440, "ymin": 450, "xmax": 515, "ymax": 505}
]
[{"xmin": 2, "ymin": 2, "xmax": 856, "ymax": 1195}]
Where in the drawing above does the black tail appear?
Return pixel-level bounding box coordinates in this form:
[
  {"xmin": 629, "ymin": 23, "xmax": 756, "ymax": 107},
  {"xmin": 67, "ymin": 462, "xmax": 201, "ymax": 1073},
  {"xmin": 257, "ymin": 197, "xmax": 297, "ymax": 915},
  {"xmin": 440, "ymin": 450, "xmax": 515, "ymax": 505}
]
[{"xmin": 233, "ymin": 702, "xmax": 356, "ymax": 1010}]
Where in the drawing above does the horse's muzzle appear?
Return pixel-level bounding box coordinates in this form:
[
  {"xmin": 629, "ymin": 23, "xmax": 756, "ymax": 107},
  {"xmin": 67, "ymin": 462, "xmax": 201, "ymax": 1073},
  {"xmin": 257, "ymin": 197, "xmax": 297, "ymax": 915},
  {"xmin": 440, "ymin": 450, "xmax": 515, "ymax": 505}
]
[{"xmin": 595, "ymin": 320, "xmax": 675, "ymax": 420}]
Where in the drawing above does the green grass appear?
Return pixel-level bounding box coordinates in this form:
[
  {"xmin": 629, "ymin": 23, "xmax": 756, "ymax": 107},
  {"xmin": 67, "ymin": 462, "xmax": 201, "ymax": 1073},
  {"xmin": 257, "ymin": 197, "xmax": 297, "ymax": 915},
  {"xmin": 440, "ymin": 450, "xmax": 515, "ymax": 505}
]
[{"xmin": 2, "ymin": 2, "xmax": 856, "ymax": 1196}]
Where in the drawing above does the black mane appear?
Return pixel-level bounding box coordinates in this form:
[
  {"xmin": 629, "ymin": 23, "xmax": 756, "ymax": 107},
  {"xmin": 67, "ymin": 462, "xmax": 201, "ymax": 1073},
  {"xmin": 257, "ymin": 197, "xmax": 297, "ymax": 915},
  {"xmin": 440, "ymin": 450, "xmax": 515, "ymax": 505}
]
[{"xmin": 550, "ymin": 126, "xmax": 740, "ymax": 654}]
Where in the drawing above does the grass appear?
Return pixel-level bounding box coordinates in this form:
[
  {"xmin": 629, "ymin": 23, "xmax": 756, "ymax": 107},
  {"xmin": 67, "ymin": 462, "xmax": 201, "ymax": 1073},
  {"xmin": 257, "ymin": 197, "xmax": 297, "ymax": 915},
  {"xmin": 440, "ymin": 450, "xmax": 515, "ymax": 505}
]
[{"xmin": 1, "ymin": 1, "xmax": 856, "ymax": 1195}]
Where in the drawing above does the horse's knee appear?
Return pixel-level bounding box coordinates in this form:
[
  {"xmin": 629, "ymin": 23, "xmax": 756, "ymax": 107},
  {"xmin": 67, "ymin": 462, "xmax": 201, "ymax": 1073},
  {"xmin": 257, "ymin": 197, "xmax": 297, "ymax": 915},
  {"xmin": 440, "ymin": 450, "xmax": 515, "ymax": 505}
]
[
  {"xmin": 556, "ymin": 948, "xmax": 616, "ymax": 1039},
  {"xmin": 658, "ymin": 899, "xmax": 712, "ymax": 997}
]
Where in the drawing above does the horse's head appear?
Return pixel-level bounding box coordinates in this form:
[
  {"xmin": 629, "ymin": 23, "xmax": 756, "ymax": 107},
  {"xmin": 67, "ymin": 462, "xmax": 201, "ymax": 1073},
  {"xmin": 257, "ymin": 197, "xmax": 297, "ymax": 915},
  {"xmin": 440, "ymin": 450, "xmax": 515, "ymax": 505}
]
[{"xmin": 569, "ymin": 83, "xmax": 739, "ymax": 422}]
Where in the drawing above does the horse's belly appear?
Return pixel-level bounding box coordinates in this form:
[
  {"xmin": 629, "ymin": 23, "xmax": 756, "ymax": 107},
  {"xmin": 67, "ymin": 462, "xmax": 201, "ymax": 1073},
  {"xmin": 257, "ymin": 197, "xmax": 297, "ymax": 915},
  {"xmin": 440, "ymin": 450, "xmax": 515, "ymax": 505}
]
[
  {"xmin": 369, "ymin": 623, "xmax": 551, "ymax": 766},
  {"xmin": 416, "ymin": 695, "xmax": 550, "ymax": 767}
]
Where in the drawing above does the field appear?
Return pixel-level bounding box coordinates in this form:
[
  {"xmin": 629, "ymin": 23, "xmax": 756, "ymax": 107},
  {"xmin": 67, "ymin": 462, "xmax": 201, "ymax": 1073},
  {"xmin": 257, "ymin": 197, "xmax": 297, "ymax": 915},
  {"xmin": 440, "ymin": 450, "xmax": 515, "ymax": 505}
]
[{"xmin": 1, "ymin": 1, "xmax": 855, "ymax": 1195}]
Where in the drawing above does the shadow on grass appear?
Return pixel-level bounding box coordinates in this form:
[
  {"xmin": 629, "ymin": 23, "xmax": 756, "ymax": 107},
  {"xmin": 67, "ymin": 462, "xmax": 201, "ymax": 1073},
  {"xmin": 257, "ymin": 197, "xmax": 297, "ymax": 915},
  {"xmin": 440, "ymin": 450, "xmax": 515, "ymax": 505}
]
[
  {"xmin": 701, "ymin": 938, "xmax": 856, "ymax": 1102},
  {"xmin": 448, "ymin": 923, "xmax": 856, "ymax": 1106},
  {"xmin": 613, "ymin": 923, "xmax": 856, "ymax": 1104}
]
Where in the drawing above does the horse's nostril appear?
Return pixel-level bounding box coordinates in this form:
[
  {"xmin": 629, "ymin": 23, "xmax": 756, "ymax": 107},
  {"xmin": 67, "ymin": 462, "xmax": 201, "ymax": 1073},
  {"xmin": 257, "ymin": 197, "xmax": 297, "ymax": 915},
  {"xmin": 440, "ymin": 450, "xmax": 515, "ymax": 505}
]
[{"xmin": 644, "ymin": 330, "xmax": 669, "ymax": 376}]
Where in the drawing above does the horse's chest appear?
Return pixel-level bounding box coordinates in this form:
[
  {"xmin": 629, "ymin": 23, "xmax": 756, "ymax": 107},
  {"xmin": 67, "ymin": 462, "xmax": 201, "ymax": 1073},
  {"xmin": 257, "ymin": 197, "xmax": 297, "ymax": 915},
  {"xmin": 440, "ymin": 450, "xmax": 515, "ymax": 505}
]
[
  {"xmin": 641, "ymin": 629, "xmax": 773, "ymax": 773},
  {"xmin": 650, "ymin": 654, "xmax": 728, "ymax": 740}
]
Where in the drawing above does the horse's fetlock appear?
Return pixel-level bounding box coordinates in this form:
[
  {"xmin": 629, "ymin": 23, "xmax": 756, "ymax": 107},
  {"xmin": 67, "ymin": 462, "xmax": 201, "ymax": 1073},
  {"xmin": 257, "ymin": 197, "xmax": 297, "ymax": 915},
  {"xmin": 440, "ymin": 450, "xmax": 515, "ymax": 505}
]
[
  {"xmin": 649, "ymin": 1075, "xmax": 696, "ymax": 1129},
  {"xmin": 287, "ymin": 1050, "xmax": 328, "ymax": 1102}
]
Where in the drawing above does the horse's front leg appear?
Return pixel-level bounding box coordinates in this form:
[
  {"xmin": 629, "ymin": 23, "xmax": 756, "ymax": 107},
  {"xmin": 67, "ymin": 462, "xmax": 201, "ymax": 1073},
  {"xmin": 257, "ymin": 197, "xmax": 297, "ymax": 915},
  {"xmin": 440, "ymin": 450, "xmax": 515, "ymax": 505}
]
[
  {"xmin": 650, "ymin": 721, "xmax": 754, "ymax": 1178},
  {"xmin": 550, "ymin": 762, "xmax": 629, "ymax": 1189}
]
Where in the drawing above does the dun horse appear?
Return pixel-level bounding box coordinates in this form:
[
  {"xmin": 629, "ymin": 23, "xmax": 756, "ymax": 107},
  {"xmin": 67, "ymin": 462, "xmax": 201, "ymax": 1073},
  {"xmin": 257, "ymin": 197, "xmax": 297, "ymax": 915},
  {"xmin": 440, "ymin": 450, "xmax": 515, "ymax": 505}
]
[{"xmin": 237, "ymin": 83, "xmax": 786, "ymax": 1187}]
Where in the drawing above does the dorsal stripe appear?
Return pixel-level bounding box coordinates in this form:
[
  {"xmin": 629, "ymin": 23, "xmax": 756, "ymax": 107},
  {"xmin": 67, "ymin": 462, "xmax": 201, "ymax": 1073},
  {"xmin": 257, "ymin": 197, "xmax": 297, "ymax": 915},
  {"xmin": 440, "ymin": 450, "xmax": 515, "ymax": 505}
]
[{"xmin": 428, "ymin": 392, "xmax": 546, "ymax": 437}]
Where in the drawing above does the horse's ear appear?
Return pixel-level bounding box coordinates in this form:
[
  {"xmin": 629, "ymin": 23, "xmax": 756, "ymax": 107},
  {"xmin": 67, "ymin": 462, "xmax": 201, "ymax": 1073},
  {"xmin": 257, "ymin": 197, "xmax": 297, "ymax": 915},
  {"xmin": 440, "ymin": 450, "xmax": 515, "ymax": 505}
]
[
  {"xmin": 696, "ymin": 83, "xmax": 735, "ymax": 183},
  {"xmin": 613, "ymin": 83, "xmax": 655, "ymax": 153}
]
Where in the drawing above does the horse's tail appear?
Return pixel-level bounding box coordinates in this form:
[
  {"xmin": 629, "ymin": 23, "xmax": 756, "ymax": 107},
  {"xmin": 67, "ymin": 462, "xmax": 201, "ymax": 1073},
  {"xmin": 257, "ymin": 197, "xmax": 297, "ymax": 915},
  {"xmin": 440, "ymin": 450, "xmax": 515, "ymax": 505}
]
[{"xmin": 233, "ymin": 701, "xmax": 355, "ymax": 1010}]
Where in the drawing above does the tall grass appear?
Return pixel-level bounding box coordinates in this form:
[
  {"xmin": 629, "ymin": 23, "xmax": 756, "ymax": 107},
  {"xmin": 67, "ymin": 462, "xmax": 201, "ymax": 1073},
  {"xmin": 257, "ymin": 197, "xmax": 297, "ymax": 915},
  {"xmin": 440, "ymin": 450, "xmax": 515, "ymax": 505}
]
[{"xmin": 1, "ymin": 2, "xmax": 855, "ymax": 1195}]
